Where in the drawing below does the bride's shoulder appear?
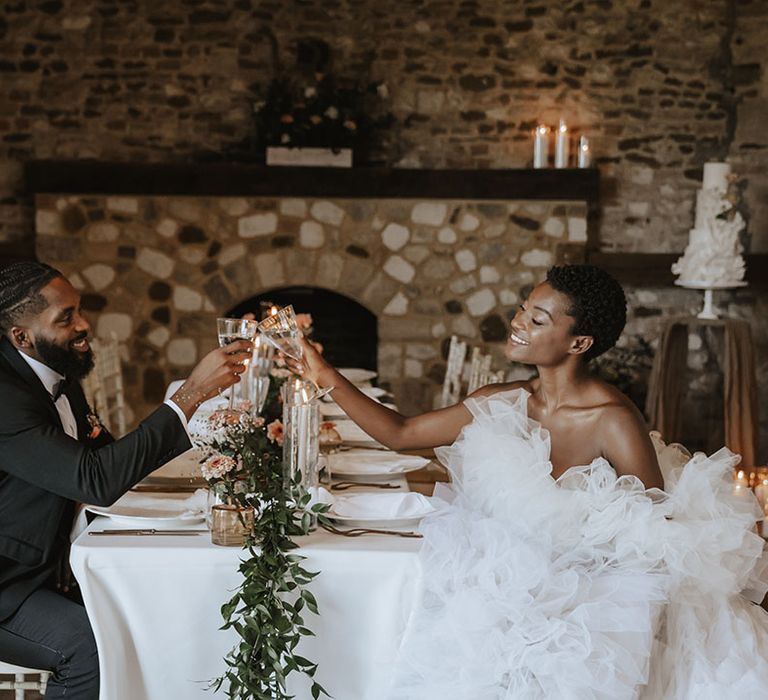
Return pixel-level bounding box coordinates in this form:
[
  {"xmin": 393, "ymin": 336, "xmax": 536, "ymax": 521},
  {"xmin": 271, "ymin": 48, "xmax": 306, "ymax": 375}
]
[
  {"xmin": 468, "ymin": 379, "xmax": 535, "ymax": 400},
  {"xmin": 587, "ymin": 381, "xmax": 664, "ymax": 488}
]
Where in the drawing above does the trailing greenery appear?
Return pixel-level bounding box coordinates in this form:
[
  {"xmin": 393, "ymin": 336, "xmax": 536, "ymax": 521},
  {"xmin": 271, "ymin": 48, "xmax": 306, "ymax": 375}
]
[{"xmin": 197, "ymin": 411, "xmax": 329, "ymax": 699}]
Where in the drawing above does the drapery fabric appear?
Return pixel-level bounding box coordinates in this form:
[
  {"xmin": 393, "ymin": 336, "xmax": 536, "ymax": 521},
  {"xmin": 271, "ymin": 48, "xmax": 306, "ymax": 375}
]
[{"xmin": 646, "ymin": 316, "xmax": 758, "ymax": 468}]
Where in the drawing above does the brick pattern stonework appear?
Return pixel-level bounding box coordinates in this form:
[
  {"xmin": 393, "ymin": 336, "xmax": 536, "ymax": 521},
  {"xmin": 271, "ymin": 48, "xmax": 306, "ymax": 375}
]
[{"xmin": 35, "ymin": 193, "xmax": 585, "ymax": 421}]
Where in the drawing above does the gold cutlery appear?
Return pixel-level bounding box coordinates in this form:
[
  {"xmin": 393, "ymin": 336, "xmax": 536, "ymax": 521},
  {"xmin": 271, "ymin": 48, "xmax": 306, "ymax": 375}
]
[
  {"xmin": 89, "ymin": 529, "xmax": 204, "ymax": 536},
  {"xmin": 321, "ymin": 523, "xmax": 422, "ymax": 539},
  {"xmin": 331, "ymin": 481, "xmax": 402, "ymax": 491}
]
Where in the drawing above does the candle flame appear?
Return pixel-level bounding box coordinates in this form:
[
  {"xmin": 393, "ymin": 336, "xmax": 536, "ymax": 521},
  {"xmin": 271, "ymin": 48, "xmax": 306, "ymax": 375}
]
[
  {"xmin": 536, "ymin": 125, "xmax": 549, "ymax": 134},
  {"xmin": 558, "ymin": 118, "xmax": 567, "ymax": 133},
  {"xmin": 270, "ymin": 306, "xmax": 278, "ymax": 316}
]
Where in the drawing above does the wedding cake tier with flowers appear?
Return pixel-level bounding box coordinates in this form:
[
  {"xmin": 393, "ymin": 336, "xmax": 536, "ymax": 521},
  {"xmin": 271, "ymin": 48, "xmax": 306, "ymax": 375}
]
[{"xmin": 672, "ymin": 162, "xmax": 747, "ymax": 289}]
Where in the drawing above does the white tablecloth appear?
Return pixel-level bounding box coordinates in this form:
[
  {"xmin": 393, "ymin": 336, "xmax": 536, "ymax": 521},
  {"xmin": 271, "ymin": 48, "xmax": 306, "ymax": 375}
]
[{"xmin": 70, "ymin": 514, "xmax": 421, "ymax": 700}]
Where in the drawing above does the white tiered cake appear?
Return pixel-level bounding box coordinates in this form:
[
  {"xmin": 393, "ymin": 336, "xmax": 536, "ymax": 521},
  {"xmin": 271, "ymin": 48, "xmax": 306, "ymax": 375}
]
[{"xmin": 672, "ymin": 162, "xmax": 746, "ymax": 289}]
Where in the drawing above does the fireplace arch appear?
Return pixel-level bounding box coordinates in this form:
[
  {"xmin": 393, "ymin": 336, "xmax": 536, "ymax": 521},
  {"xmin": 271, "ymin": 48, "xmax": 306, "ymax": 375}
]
[{"xmin": 227, "ymin": 286, "xmax": 378, "ymax": 371}]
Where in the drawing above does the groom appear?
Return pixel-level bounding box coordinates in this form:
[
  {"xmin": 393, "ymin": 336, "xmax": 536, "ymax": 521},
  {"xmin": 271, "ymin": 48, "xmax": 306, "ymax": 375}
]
[{"xmin": 0, "ymin": 260, "xmax": 251, "ymax": 699}]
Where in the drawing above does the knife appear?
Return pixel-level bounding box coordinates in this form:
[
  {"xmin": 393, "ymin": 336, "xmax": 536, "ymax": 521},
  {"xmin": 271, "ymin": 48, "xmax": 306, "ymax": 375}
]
[{"xmin": 89, "ymin": 529, "xmax": 204, "ymax": 536}]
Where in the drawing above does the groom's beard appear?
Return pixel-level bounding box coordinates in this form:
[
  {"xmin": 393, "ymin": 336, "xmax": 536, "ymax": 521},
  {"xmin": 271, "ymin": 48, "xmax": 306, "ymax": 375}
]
[{"xmin": 35, "ymin": 333, "xmax": 95, "ymax": 380}]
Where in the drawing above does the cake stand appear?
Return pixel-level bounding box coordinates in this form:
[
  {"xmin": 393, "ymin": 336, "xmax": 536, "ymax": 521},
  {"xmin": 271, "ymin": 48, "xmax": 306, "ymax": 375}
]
[{"xmin": 675, "ymin": 280, "xmax": 748, "ymax": 320}]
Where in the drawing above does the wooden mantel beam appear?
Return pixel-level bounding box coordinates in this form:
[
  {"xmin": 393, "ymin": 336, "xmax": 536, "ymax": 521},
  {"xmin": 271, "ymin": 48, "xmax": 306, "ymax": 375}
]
[{"xmin": 24, "ymin": 160, "xmax": 600, "ymax": 202}]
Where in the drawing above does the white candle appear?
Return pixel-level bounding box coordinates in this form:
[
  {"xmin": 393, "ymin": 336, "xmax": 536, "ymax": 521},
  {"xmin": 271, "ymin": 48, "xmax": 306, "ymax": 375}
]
[
  {"xmin": 555, "ymin": 119, "xmax": 569, "ymax": 168},
  {"xmin": 533, "ymin": 125, "xmax": 549, "ymax": 168},
  {"xmin": 733, "ymin": 469, "xmax": 750, "ymax": 494},
  {"xmin": 578, "ymin": 135, "xmax": 591, "ymax": 168}
]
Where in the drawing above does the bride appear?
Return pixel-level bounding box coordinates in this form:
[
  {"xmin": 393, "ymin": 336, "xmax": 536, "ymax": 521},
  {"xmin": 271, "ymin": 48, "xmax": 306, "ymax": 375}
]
[{"xmin": 295, "ymin": 264, "xmax": 768, "ymax": 699}]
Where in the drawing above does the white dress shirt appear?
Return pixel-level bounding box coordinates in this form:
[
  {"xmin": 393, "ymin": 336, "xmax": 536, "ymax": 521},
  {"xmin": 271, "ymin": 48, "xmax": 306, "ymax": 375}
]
[
  {"xmin": 17, "ymin": 350, "xmax": 190, "ymax": 439},
  {"xmin": 19, "ymin": 351, "xmax": 79, "ymax": 438}
]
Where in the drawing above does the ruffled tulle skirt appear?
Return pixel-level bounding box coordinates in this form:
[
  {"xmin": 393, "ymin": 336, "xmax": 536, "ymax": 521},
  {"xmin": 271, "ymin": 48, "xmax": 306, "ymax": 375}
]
[{"xmin": 388, "ymin": 390, "xmax": 768, "ymax": 699}]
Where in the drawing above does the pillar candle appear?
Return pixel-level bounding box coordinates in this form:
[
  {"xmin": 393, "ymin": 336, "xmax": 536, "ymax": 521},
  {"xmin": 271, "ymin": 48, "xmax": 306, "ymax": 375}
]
[
  {"xmin": 533, "ymin": 125, "xmax": 549, "ymax": 168},
  {"xmin": 578, "ymin": 135, "xmax": 591, "ymax": 168},
  {"xmin": 555, "ymin": 119, "xmax": 569, "ymax": 168}
]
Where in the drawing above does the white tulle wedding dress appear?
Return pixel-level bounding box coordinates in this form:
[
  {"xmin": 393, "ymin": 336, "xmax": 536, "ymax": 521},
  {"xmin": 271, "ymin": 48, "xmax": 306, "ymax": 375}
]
[{"xmin": 389, "ymin": 389, "xmax": 768, "ymax": 699}]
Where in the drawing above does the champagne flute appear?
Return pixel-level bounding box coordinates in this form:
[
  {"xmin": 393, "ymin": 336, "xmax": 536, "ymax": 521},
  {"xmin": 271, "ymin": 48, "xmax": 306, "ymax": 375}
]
[
  {"xmin": 256, "ymin": 305, "xmax": 334, "ymax": 400},
  {"xmin": 216, "ymin": 317, "xmax": 259, "ymax": 412}
]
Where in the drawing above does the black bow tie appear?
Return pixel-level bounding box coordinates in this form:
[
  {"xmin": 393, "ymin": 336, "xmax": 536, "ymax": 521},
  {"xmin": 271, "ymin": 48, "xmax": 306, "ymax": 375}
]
[{"xmin": 52, "ymin": 377, "xmax": 74, "ymax": 402}]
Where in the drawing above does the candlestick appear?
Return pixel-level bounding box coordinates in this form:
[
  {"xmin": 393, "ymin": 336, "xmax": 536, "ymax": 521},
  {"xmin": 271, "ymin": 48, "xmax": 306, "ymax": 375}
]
[
  {"xmin": 555, "ymin": 119, "xmax": 569, "ymax": 168},
  {"xmin": 578, "ymin": 135, "xmax": 591, "ymax": 168},
  {"xmin": 533, "ymin": 125, "xmax": 549, "ymax": 169}
]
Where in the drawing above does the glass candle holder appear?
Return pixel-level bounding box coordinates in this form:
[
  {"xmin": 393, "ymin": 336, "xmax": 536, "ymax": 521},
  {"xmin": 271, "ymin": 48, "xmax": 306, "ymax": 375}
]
[
  {"xmin": 210, "ymin": 503, "xmax": 254, "ymax": 547},
  {"xmin": 281, "ymin": 379, "xmax": 320, "ymax": 529}
]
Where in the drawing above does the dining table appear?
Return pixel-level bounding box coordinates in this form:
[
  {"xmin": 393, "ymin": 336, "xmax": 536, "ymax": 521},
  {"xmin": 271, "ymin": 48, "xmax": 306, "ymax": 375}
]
[{"xmin": 69, "ymin": 482, "xmax": 423, "ymax": 700}]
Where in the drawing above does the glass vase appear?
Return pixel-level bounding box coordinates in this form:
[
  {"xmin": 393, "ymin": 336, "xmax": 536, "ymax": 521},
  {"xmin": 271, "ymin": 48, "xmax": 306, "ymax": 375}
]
[
  {"xmin": 281, "ymin": 379, "xmax": 320, "ymax": 529},
  {"xmin": 210, "ymin": 503, "xmax": 254, "ymax": 547}
]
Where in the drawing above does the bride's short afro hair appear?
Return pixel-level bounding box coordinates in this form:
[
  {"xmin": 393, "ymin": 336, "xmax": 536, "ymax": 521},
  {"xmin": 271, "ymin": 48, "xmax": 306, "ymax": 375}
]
[{"xmin": 545, "ymin": 264, "xmax": 626, "ymax": 361}]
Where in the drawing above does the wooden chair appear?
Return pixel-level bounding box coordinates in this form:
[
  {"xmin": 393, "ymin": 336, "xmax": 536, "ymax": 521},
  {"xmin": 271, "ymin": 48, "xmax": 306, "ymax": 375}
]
[
  {"xmin": 0, "ymin": 661, "xmax": 49, "ymax": 699},
  {"xmin": 440, "ymin": 335, "xmax": 468, "ymax": 408},
  {"xmin": 82, "ymin": 333, "xmax": 128, "ymax": 437},
  {"xmin": 466, "ymin": 347, "xmax": 493, "ymax": 395}
]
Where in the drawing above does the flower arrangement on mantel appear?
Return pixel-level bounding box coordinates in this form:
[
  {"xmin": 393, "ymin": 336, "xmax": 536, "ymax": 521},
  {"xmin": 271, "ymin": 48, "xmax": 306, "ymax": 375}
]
[
  {"xmin": 195, "ymin": 370, "xmax": 329, "ymax": 697},
  {"xmin": 254, "ymin": 72, "xmax": 394, "ymax": 157}
]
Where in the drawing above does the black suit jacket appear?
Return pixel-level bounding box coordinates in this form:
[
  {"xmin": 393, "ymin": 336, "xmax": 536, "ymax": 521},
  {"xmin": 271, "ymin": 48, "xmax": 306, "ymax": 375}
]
[{"xmin": 0, "ymin": 337, "xmax": 191, "ymax": 621}]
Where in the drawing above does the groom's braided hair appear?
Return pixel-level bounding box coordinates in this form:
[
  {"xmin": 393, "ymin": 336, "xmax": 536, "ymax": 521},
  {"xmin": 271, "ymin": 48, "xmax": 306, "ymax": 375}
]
[
  {"xmin": 546, "ymin": 264, "xmax": 626, "ymax": 362},
  {"xmin": 0, "ymin": 260, "xmax": 62, "ymax": 333}
]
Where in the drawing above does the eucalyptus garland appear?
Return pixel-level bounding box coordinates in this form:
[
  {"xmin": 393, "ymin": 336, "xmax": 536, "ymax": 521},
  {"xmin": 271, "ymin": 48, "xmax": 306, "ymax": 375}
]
[{"xmin": 200, "ymin": 409, "xmax": 330, "ymax": 699}]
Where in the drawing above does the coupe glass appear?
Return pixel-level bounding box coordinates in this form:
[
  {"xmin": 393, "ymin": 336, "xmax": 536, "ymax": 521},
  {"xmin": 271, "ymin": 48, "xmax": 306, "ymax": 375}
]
[
  {"xmin": 216, "ymin": 317, "xmax": 259, "ymax": 412},
  {"xmin": 257, "ymin": 305, "xmax": 333, "ymax": 399}
]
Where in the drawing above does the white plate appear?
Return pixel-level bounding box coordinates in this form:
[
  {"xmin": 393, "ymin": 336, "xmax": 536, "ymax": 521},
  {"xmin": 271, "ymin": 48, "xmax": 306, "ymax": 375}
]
[
  {"xmin": 326, "ymin": 492, "xmax": 437, "ymax": 528},
  {"xmin": 330, "ymin": 451, "xmax": 429, "ymax": 482},
  {"xmin": 86, "ymin": 505, "xmax": 205, "ymax": 529},
  {"xmin": 338, "ymin": 368, "xmax": 378, "ymax": 384},
  {"xmin": 86, "ymin": 490, "xmax": 206, "ymax": 528}
]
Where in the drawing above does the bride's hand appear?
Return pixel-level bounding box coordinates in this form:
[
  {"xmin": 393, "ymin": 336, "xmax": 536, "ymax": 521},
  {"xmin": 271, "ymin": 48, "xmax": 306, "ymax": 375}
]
[{"xmin": 285, "ymin": 336, "xmax": 335, "ymax": 387}]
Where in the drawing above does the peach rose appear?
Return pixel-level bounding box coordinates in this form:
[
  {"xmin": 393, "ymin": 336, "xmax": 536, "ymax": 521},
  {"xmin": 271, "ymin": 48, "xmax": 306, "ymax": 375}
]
[{"xmin": 267, "ymin": 419, "xmax": 284, "ymax": 446}]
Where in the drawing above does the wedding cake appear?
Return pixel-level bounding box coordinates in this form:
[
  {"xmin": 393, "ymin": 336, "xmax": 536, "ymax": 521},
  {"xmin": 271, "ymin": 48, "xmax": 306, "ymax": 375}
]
[{"xmin": 672, "ymin": 162, "xmax": 746, "ymax": 288}]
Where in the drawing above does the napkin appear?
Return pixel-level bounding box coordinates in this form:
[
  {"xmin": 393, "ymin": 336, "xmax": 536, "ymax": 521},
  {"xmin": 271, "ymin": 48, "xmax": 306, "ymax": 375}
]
[
  {"xmin": 103, "ymin": 489, "xmax": 208, "ymax": 517},
  {"xmin": 332, "ymin": 492, "xmax": 436, "ymax": 519},
  {"xmin": 334, "ymin": 420, "xmax": 381, "ymax": 444},
  {"xmin": 331, "ymin": 449, "xmax": 429, "ymax": 475}
]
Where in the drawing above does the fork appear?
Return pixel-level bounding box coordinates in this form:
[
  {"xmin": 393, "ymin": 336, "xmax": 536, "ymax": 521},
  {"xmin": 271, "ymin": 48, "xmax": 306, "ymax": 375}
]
[
  {"xmin": 321, "ymin": 522, "xmax": 422, "ymax": 539},
  {"xmin": 331, "ymin": 481, "xmax": 401, "ymax": 491}
]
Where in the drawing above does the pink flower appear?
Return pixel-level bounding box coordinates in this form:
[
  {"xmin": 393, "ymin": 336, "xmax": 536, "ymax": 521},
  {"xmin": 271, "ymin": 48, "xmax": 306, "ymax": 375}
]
[
  {"xmin": 252, "ymin": 416, "xmax": 265, "ymax": 428},
  {"xmin": 209, "ymin": 410, "xmax": 242, "ymax": 427},
  {"xmin": 201, "ymin": 454, "xmax": 237, "ymax": 480},
  {"xmin": 295, "ymin": 313, "xmax": 313, "ymax": 330},
  {"xmin": 320, "ymin": 421, "xmax": 337, "ymax": 431},
  {"xmin": 267, "ymin": 419, "xmax": 284, "ymax": 446}
]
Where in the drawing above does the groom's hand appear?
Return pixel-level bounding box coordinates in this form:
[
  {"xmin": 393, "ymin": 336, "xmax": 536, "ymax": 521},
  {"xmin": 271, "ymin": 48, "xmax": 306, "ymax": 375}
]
[{"xmin": 171, "ymin": 340, "xmax": 253, "ymax": 418}]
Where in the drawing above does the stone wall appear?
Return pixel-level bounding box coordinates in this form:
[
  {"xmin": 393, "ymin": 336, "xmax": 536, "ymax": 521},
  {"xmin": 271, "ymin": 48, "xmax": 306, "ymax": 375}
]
[
  {"xmin": 1, "ymin": 0, "xmax": 767, "ymax": 459},
  {"xmin": 1, "ymin": 0, "xmax": 766, "ymax": 254},
  {"xmin": 34, "ymin": 192, "xmax": 585, "ymax": 421}
]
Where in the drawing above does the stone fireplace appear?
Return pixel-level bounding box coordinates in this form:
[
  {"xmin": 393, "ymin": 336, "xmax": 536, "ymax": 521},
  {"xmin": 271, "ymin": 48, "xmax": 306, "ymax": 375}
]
[{"xmin": 29, "ymin": 162, "xmax": 596, "ymax": 427}]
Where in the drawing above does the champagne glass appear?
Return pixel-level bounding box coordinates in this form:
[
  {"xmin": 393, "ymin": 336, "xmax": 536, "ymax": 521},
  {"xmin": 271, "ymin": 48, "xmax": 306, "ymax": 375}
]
[
  {"xmin": 216, "ymin": 317, "xmax": 259, "ymax": 412},
  {"xmin": 257, "ymin": 305, "xmax": 334, "ymax": 400},
  {"xmin": 247, "ymin": 334, "xmax": 273, "ymax": 416}
]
